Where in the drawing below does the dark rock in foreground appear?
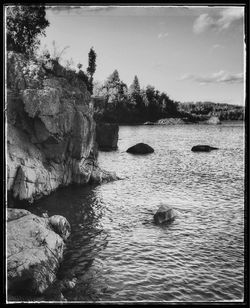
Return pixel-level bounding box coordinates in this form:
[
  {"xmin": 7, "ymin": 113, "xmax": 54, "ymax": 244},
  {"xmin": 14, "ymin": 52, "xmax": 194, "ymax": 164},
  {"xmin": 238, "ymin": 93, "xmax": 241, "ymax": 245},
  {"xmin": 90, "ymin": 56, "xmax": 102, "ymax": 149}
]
[
  {"xmin": 154, "ymin": 205, "xmax": 176, "ymax": 224},
  {"xmin": 126, "ymin": 143, "xmax": 154, "ymax": 154},
  {"xmin": 191, "ymin": 145, "xmax": 219, "ymax": 152},
  {"xmin": 7, "ymin": 208, "xmax": 70, "ymax": 296}
]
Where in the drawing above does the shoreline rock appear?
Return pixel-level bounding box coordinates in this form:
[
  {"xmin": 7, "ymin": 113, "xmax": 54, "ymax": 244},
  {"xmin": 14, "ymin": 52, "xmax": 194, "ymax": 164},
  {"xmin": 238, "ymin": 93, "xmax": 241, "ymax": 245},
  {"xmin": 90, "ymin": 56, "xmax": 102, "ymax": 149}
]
[
  {"xmin": 96, "ymin": 122, "xmax": 119, "ymax": 151},
  {"xmin": 7, "ymin": 51, "xmax": 117, "ymax": 204},
  {"xmin": 7, "ymin": 208, "xmax": 70, "ymax": 296},
  {"xmin": 205, "ymin": 116, "xmax": 221, "ymax": 125}
]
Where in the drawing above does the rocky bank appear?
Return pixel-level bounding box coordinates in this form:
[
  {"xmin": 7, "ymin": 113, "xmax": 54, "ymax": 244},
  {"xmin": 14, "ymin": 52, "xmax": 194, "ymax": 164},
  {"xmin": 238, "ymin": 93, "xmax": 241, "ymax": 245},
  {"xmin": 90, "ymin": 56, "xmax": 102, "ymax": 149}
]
[
  {"xmin": 7, "ymin": 52, "xmax": 117, "ymax": 204},
  {"xmin": 6, "ymin": 52, "xmax": 119, "ymax": 299},
  {"xmin": 7, "ymin": 208, "xmax": 70, "ymax": 296}
]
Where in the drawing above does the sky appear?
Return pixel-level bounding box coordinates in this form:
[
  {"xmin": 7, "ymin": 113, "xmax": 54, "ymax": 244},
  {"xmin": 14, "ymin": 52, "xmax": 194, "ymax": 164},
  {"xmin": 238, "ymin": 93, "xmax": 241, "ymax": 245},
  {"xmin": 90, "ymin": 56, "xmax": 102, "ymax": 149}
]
[{"xmin": 39, "ymin": 6, "xmax": 245, "ymax": 106}]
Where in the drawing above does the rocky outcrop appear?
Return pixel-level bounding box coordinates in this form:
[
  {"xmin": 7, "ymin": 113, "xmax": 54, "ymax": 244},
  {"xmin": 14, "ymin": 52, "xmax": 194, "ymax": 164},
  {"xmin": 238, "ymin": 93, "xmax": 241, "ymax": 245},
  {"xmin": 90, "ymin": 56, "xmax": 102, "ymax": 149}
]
[
  {"xmin": 96, "ymin": 123, "xmax": 119, "ymax": 151},
  {"xmin": 154, "ymin": 205, "xmax": 176, "ymax": 224},
  {"xmin": 191, "ymin": 145, "xmax": 219, "ymax": 152},
  {"xmin": 127, "ymin": 143, "xmax": 154, "ymax": 155},
  {"xmin": 6, "ymin": 52, "xmax": 116, "ymax": 203},
  {"xmin": 7, "ymin": 208, "xmax": 70, "ymax": 296},
  {"xmin": 205, "ymin": 116, "xmax": 221, "ymax": 125},
  {"xmin": 144, "ymin": 118, "xmax": 186, "ymax": 125}
]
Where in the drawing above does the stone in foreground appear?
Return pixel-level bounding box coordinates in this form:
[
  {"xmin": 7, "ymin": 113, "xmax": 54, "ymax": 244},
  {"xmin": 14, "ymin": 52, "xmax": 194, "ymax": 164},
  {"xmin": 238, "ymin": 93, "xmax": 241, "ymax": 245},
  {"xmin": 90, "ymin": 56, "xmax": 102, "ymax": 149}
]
[
  {"xmin": 191, "ymin": 145, "xmax": 219, "ymax": 152},
  {"xmin": 154, "ymin": 205, "xmax": 176, "ymax": 224},
  {"xmin": 7, "ymin": 208, "xmax": 70, "ymax": 296},
  {"xmin": 126, "ymin": 143, "xmax": 154, "ymax": 154}
]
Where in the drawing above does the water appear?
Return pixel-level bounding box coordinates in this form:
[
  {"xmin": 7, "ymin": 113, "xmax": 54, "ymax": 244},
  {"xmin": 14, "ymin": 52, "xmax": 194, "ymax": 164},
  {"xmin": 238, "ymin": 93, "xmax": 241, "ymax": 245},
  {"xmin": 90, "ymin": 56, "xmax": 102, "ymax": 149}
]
[{"xmin": 32, "ymin": 122, "xmax": 245, "ymax": 302}]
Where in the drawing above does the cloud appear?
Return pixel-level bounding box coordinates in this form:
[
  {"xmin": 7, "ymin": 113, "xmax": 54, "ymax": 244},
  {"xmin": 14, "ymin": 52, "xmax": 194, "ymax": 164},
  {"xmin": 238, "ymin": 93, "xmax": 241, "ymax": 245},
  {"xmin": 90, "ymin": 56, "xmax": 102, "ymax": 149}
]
[
  {"xmin": 157, "ymin": 32, "xmax": 169, "ymax": 39},
  {"xmin": 47, "ymin": 6, "xmax": 115, "ymax": 15},
  {"xmin": 193, "ymin": 7, "xmax": 244, "ymax": 34},
  {"xmin": 193, "ymin": 13, "xmax": 216, "ymax": 34},
  {"xmin": 218, "ymin": 7, "xmax": 244, "ymax": 29},
  {"xmin": 212, "ymin": 44, "xmax": 223, "ymax": 49},
  {"xmin": 180, "ymin": 70, "xmax": 244, "ymax": 85}
]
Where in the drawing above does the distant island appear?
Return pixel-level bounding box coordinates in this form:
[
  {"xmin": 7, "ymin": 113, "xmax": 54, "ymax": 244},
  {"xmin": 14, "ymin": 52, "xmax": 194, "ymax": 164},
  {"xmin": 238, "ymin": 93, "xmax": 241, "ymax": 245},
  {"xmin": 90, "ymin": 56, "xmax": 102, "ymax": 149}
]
[{"xmin": 92, "ymin": 70, "xmax": 244, "ymax": 125}]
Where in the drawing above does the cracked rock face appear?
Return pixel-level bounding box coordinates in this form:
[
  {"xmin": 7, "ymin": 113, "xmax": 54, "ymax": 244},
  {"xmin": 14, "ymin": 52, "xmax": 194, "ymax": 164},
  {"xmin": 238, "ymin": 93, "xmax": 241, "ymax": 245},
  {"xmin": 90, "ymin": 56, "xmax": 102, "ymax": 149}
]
[
  {"xmin": 6, "ymin": 52, "xmax": 104, "ymax": 203},
  {"xmin": 7, "ymin": 208, "xmax": 70, "ymax": 296}
]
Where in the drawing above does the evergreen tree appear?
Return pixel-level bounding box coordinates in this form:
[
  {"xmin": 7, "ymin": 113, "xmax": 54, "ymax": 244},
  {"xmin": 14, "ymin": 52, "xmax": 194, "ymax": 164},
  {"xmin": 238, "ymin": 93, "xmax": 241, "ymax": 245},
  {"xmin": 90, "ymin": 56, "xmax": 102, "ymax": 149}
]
[
  {"xmin": 129, "ymin": 75, "xmax": 140, "ymax": 94},
  {"xmin": 86, "ymin": 47, "xmax": 97, "ymax": 94},
  {"xmin": 87, "ymin": 47, "xmax": 96, "ymax": 78}
]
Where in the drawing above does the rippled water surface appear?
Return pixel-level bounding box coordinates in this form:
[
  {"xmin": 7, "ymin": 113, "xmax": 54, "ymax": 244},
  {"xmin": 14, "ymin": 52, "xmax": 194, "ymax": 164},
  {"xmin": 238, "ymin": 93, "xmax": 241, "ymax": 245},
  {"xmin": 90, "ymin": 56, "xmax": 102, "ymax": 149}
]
[{"xmin": 33, "ymin": 123, "xmax": 245, "ymax": 302}]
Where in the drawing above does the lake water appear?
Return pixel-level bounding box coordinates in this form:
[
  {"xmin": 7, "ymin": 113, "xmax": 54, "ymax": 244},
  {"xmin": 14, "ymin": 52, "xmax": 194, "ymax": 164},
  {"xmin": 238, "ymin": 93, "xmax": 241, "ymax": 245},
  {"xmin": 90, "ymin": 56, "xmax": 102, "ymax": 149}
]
[{"xmin": 32, "ymin": 122, "xmax": 245, "ymax": 302}]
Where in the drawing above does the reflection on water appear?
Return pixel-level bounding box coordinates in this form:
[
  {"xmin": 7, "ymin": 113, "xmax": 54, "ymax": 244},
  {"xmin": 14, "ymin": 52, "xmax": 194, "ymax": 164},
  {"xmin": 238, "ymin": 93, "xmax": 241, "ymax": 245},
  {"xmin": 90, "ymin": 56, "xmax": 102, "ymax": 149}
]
[{"xmin": 31, "ymin": 123, "xmax": 244, "ymax": 302}]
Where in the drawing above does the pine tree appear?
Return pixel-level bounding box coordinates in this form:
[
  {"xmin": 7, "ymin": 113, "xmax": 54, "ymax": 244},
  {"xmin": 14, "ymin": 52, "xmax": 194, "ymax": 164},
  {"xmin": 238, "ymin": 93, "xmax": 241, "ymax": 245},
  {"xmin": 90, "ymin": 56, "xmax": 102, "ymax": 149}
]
[
  {"xmin": 129, "ymin": 75, "xmax": 140, "ymax": 95},
  {"xmin": 86, "ymin": 47, "xmax": 97, "ymax": 94}
]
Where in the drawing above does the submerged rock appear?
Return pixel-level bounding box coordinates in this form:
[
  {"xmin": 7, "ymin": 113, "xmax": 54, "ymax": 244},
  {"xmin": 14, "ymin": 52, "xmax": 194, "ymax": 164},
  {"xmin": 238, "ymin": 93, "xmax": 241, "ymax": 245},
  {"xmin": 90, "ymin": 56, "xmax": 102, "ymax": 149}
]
[
  {"xmin": 7, "ymin": 208, "xmax": 70, "ymax": 296},
  {"xmin": 191, "ymin": 145, "xmax": 219, "ymax": 152},
  {"xmin": 126, "ymin": 143, "xmax": 154, "ymax": 154},
  {"xmin": 154, "ymin": 205, "xmax": 176, "ymax": 224}
]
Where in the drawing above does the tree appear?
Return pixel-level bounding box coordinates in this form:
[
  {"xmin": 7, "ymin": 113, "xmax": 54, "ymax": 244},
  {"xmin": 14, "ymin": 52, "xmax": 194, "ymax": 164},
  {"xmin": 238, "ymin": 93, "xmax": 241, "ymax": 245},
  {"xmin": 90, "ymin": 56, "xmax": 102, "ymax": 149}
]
[
  {"xmin": 86, "ymin": 47, "xmax": 97, "ymax": 94},
  {"xmin": 129, "ymin": 75, "xmax": 140, "ymax": 95},
  {"xmin": 6, "ymin": 5, "xmax": 49, "ymax": 55},
  {"xmin": 129, "ymin": 75, "xmax": 143, "ymax": 109},
  {"xmin": 106, "ymin": 69, "xmax": 120, "ymax": 85}
]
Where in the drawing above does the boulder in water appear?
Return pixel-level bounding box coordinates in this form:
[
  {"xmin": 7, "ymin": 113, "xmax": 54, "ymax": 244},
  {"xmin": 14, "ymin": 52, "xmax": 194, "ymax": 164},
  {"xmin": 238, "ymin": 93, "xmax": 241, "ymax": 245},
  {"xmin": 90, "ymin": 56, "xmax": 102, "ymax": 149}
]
[
  {"xmin": 126, "ymin": 143, "xmax": 154, "ymax": 154},
  {"xmin": 191, "ymin": 145, "xmax": 218, "ymax": 152},
  {"xmin": 154, "ymin": 205, "xmax": 176, "ymax": 224}
]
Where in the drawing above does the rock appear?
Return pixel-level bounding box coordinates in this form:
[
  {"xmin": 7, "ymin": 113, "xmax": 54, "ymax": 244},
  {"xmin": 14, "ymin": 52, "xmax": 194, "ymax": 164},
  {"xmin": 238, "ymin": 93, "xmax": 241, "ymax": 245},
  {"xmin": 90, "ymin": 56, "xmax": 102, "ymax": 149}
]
[
  {"xmin": 60, "ymin": 277, "xmax": 77, "ymax": 291},
  {"xmin": 191, "ymin": 145, "xmax": 219, "ymax": 152},
  {"xmin": 206, "ymin": 116, "xmax": 221, "ymax": 125},
  {"xmin": 7, "ymin": 208, "xmax": 70, "ymax": 295},
  {"xmin": 126, "ymin": 143, "xmax": 154, "ymax": 154},
  {"xmin": 154, "ymin": 205, "xmax": 176, "ymax": 224},
  {"xmin": 156, "ymin": 118, "xmax": 185, "ymax": 125},
  {"xmin": 96, "ymin": 122, "xmax": 119, "ymax": 151},
  {"xmin": 144, "ymin": 121, "xmax": 155, "ymax": 125},
  {"xmin": 90, "ymin": 164, "xmax": 119, "ymax": 184},
  {"xmin": 7, "ymin": 52, "xmax": 117, "ymax": 204},
  {"xmin": 144, "ymin": 118, "xmax": 185, "ymax": 125},
  {"xmin": 49, "ymin": 215, "xmax": 71, "ymax": 241}
]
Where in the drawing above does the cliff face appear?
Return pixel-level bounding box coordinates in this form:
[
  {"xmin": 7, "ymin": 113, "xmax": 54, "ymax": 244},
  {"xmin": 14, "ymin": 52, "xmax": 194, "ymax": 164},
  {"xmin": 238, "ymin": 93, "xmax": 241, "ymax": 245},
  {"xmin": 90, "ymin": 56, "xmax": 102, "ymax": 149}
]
[{"xmin": 6, "ymin": 52, "xmax": 115, "ymax": 204}]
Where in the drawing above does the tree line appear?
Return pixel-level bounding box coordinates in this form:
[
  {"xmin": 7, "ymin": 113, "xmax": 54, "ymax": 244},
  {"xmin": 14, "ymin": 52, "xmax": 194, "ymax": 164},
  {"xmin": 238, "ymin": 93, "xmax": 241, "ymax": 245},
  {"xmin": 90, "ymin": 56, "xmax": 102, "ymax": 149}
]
[{"xmin": 93, "ymin": 70, "xmax": 180, "ymax": 123}]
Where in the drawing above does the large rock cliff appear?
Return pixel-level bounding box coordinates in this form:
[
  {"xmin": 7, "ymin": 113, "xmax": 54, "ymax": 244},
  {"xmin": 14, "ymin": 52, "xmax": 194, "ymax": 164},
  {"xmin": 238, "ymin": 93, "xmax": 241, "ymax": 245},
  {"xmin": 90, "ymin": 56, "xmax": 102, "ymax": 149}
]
[{"xmin": 6, "ymin": 52, "xmax": 116, "ymax": 204}]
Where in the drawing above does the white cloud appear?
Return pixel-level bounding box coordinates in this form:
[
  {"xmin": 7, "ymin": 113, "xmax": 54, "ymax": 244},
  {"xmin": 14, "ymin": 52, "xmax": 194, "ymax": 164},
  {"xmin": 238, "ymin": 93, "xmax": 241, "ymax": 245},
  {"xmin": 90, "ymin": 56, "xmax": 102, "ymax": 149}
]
[
  {"xmin": 193, "ymin": 7, "xmax": 244, "ymax": 34},
  {"xmin": 193, "ymin": 13, "xmax": 216, "ymax": 34},
  {"xmin": 180, "ymin": 70, "xmax": 244, "ymax": 85},
  {"xmin": 218, "ymin": 7, "xmax": 244, "ymax": 29},
  {"xmin": 212, "ymin": 44, "xmax": 223, "ymax": 49},
  {"xmin": 157, "ymin": 32, "xmax": 169, "ymax": 39}
]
